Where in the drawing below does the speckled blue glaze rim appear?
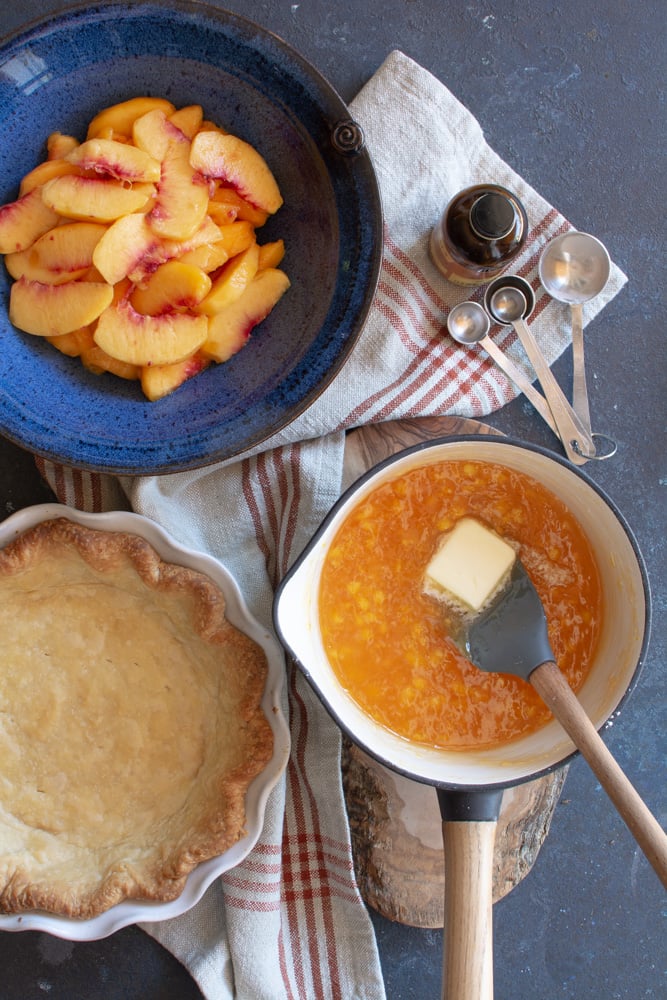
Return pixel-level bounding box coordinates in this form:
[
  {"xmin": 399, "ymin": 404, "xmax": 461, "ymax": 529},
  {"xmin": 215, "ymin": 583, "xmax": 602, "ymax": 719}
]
[{"xmin": 0, "ymin": 1, "xmax": 382, "ymax": 475}]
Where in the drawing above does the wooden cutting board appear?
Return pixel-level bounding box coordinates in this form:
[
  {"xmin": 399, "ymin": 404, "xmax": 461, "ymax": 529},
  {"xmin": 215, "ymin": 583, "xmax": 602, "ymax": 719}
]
[{"xmin": 340, "ymin": 415, "xmax": 567, "ymax": 928}]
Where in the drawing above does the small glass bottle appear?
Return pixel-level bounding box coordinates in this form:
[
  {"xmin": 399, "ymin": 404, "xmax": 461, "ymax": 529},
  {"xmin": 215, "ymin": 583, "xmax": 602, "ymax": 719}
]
[{"xmin": 429, "ymin": 184, "xmax": 528, "ymax": 286}]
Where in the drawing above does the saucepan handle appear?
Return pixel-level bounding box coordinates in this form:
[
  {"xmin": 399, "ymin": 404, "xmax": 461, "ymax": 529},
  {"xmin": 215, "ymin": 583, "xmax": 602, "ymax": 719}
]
[{"xmin": 437, "ymin": 789, "xmax": 503, "ymax": 1000}]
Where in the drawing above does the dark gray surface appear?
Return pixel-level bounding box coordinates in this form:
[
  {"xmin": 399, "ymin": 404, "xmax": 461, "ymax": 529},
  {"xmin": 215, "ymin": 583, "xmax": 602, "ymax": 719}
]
[{"xmin": 0, "ymin": 2, "xmax": 665, "ymax": 998}]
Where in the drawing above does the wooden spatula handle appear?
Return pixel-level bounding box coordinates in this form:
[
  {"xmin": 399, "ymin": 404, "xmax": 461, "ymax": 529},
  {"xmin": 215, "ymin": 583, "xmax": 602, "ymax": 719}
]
[
  {"xmin": 530, "ymin": 660, "xmax": 667, "ymax": 887},
  {"xmin": 441, "ymin": 819, "xmax": 497, "ymax": 1000}
]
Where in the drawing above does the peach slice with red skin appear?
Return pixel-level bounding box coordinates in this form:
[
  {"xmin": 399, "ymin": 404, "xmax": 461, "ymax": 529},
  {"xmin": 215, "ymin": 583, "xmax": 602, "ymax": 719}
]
[
  {"xmin": 92, "ymin": 212, "xmax": 222, "ymax": 285},
  {"xmin": 202, "ymin": 267, "xmax": 290, "ymax": 363},
  {"xmin": 131, "ymin": 260, "xmax": 212, "ymax": 316},
  {"xmin": 87, "ymin": 97, "xmax": 176, "ymax": 140},
  {"xmin": 134, "ymin": 110, "xmax": 209, "ymax": 241},
  {"xmin": 41, "ymin": 175, "xmax": 155, "ymax": 222},
  {"xmin": 140, "ymin": 351, "xmax": 210, "ymax": 401},
  {"xmin": 0, "ymin": 188, "xmax": 60, "ymax": 254},
  {"xmin": 9, "ymin": 277, "xmax": 113, "ymax": 337},
  {"xmin": 206, "ymin": 199, "xmax": 239, "ymax": 227},
  {"xmin": 5, "ymin": 222, "xmax": 108, "ymax": 284},
  {"xmin": 211, "ymin": 186, "xmax": 269, "ymax": 227},
  {"xmin": 150, "ymin": 141, "xmax": 209, "ymax": 240},
  {"xmin": 92, "ymin": 213, "xmax": 161, "ymax": 285},
  {"xmin": 94, "ymin": 297, "xmax": 208, "ymax": 366},
  {"xmin": 65, "ymin": 139, "xmax": 161, "ymax": 183},
  {"xmin": 190, "ymin": 131, "xmax": 283, "ymax": 214},
  {"xmin": 196, "ymin": 243, "xmax": 259, "ymax": 316}
]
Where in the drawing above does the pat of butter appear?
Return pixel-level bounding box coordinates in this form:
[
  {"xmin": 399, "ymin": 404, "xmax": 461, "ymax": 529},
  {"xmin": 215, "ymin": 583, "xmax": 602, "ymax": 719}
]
[{"xmin": 424, "ymin": 517, "xmax": 516, "ymax": 611}]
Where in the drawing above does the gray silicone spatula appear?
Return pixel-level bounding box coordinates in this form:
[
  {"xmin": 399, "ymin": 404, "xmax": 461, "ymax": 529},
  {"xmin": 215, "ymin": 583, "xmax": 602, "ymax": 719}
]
[{"xmin": 426, "ymin": 519, "xmax": 667, "ymax": 886}]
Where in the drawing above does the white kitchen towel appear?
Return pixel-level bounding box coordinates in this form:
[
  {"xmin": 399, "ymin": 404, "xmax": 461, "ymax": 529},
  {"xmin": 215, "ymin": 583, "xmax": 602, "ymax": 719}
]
[{"xmin": 38, "ymin": 49, "xmax": 627, "ymax": 1000}]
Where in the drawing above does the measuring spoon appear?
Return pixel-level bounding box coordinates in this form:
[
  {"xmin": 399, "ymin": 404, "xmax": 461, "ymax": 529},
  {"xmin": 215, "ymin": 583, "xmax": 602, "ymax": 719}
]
[
  {"xmin": 484, "ymin": 276, "xmax": 597, "ymax": 465},
  {"xmin": 539, "ymin": 231, "xmax": 611, "ymax": 434},
  {"xmin": 446, "ymin": 302, "xmax": 558, "ymax": 437}
]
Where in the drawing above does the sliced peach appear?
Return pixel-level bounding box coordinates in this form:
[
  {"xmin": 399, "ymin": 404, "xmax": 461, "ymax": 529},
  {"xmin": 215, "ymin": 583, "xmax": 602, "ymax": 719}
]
[
  {"xmin": 19, "ymin": 159, "xmax": 80, "ymax": 197},
  {"xmin": 41, "ymin": 175, "xmax": 155, "ymax": 222},
  {"xmin": 94, "ymin": 212, "xmax": 223, "ymax": 286},
  {"xmin": 81, "ymin": 344, "xmax": 141, "ymax": 380},
  {"xmin": 169, "ymin": 105, "xmax": 204, "ymax": 140},
  {"xmin": 91, "ymin": 127, "xmax": 131, "ymax": 143},
  {"xmin": 206, "ymin": 199, "xmax": 239, "ymax": 226},
  {"xmin": 92, "ymin": 213, "xmax": 162, "ymax": 285},
  {"xmin": 202, "ymin": 267, "xmax": 290, "ymax": 363},
  {"xmin": 46, "ymin": 325, "xmax": 96, "ymax": 357},
  {"xmin": 5, "ymin": 222, "xmax": 108, "ymax": 284},
  {"xmin": 110, "ymin": 277, "xmax": 133, "ymax": 304},
  {"xmin": 47, "ymin": 132, "xmax": 79, "ymax": 160},
  {"xmin": 0, "ymin": 188, "xmax": 60, "ymax": 254},
  {"xmin": 9, "ymin": 277, "xmax": 113, "ymax": 337},
  {"xmin": 140, "ymin": 351, "xmax": 210, "ymax": 401},
  {"xmin": 94, "ymin": 298, "xmax": 208, "ymax": 366},
  {"xmin": 65, "ymin": 138, "xmax": 161, "ymax": 183},
  {"xmin": 215, "ymin": 220, "xmax": 257, "ymax": 259},
  {"xmin": 133, "ymin": 110, "xmax": 209, "ymax": 240},
  {"xmin": 79, "ymin": 265, "xmax": 107, "ymax": 283},
  {"xmin": 179, "ymin": 240, "xmax": 230, "ymax": 273},
  {"xmin": 151, "ymin": 142, "xmax": 209, "ymax": 240},
  {"xmin": 258, "ymin": 239, "xmax": 285, "ymax": 270},
  {"xmin": 87, "ymin": 97, "xmax": 176, "ymax": 140},
  {"xmin": 155, "ymin": 216, "xmax": 223, "ymax": 271},
  {"xmin": 198, "ymin": 119, "xmax": 227, "ymax": 135},
  {"xmin": 211, "ymin": 186, "xmax": 269, "ymax": 227},
  {"xmin": 131, "ymin": 260, "xmax": 212, "ymax": 315},
  {"xmin": 132, "ymin": 108, "xmax": 184, "ymax": 161},
  {"xmin": 196, "ymin": 243, "xmax": 259, "ymax": 315},
  {"xmin": 190, "ymin": 131, "xmax": 283, "ymax": 214}
]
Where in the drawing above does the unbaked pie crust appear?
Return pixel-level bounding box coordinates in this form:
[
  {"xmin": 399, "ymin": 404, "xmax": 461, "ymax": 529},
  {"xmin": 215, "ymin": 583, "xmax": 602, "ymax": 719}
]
[{"xmin": 0, "ymin": 517, "xmax": 273, "ymax": 919}]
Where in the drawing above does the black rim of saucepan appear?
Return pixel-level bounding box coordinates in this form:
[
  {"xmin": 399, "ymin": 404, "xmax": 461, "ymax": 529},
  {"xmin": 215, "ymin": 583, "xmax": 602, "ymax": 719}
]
[{"xmin": 273, "ymin": 434, "xmax": 652, "ymax": 800}]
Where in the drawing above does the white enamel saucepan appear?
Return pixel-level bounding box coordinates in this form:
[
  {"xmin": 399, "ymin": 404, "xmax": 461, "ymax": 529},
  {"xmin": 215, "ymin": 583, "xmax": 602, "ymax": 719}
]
[{"xmin": 273, "ymin": 436, "xmax": 653, "ymax": 1000}]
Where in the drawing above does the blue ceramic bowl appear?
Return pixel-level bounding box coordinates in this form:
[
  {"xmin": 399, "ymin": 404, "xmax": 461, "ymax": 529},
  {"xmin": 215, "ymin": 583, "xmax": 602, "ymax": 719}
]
[{"xmin": 0, "ymin": 2, "xmax": 381, "ymax": 474}]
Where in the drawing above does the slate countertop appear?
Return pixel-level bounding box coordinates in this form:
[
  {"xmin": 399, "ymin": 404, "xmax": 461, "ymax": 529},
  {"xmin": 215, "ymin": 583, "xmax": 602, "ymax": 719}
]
[{"xmin": 0, "ymin": 2, "xmax": 664, "ymax": 998}]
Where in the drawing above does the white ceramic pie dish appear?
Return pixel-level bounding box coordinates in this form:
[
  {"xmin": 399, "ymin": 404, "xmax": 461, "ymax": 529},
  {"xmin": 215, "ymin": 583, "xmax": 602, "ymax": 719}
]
[{"xmin": 0, "ymin": 503, "xmax": 290, "ymax": 940}]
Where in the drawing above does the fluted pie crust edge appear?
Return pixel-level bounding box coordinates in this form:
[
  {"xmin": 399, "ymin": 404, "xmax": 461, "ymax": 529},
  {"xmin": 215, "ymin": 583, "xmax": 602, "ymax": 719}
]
[{"xmin": 0, "ymin": 518, "xmax": 273, "ymax": 919}]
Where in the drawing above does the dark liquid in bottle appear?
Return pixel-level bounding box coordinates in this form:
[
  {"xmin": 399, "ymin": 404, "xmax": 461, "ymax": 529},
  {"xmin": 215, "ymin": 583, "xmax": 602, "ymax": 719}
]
[{"xmin": 430, "ymin": 184, "xmax": 528, "ymax": 285}]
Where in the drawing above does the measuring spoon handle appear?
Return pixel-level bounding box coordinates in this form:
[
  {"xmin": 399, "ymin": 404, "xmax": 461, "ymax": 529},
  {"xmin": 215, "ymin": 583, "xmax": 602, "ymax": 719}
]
[
  {"xmin": 570, "ymin": 302, "xmax": 592, "ymax": 433},
  {"xmin": 512, "ymin": 317, "xmax": 596, "ymax": 465},
  {"xmin": 480, "ymin": 335, "xmax": 558, "ymax": 437}
]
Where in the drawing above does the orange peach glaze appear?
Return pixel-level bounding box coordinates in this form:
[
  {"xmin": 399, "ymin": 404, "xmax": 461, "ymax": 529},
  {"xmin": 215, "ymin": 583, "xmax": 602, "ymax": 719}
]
[{"xmin": 318, "ymin": 460, "xmax": 602, "ymax": 750}]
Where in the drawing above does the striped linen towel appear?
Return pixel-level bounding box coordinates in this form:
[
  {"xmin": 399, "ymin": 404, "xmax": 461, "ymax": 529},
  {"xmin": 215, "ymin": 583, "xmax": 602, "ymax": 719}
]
[{"xmin": 37, "ymin": 50, "xmax": 626, "ymax": 1000}]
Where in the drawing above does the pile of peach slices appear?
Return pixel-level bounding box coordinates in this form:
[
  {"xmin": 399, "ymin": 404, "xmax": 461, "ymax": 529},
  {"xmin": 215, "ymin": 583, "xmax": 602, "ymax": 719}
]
[{"xmin": 0, "ymin": 97, "xmax": 290, "ymax": 401}]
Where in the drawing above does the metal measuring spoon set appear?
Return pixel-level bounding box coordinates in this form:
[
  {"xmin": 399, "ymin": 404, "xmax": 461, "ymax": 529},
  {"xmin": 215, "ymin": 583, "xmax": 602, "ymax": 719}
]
[{"xmin": 447, "ymin": 232, "xmax": 617, "ymax": 465}]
